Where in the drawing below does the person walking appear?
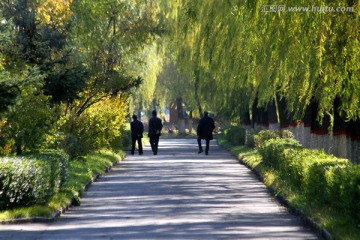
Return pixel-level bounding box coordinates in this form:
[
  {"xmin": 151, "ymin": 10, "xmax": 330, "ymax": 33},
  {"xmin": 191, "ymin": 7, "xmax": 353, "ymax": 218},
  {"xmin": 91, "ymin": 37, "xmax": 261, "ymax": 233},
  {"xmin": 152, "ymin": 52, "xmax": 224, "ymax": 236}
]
[
  {"xmin": 197, "ymin": 111, "xmax": 215, "ymax": 155},
  {"xmin": 130, "ymin": 114, "xmax": 144, "ymax": 155},
  {"xmin": 148, "ymin": 110, "xmax": 163, "ymax": 155}
]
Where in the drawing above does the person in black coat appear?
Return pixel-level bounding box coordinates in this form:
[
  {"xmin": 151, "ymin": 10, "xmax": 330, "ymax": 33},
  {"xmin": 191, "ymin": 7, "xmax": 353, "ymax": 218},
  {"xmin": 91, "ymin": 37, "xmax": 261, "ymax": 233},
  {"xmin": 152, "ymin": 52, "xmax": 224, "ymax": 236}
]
[
  {"xmin": 130, "ymin": 114, "xmax": 144, "ymax": 155},
  {"xmin": 197, "ymin": 111, "xmax": 215, "ymax": 155},
  {"xmin": 148, "ymin": 110, "xmax": 163, "ymax": 155}
]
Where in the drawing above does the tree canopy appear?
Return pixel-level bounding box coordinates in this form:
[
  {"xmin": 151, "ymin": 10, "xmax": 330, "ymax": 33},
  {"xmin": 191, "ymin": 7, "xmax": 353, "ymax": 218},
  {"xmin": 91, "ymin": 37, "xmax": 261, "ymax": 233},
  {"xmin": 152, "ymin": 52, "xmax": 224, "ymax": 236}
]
[{"xmin": 160, "ymin": 0, "xmax": 360, "ymax": 122}]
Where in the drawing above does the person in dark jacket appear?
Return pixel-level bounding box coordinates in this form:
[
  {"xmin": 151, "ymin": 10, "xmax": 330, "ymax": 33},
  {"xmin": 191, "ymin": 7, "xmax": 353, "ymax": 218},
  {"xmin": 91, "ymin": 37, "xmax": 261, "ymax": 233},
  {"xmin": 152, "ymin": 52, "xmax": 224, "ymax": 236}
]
[
  {"xmin": 148, "ymin": 110, "xmax": 163, "ymax": 155},
  {"xmin": 197, "ymin": 111, "xmax": 215, "ymax": 155},
  {"xmin": 130, "ymin": 114, "xmax": 144, "ymax": 155}
]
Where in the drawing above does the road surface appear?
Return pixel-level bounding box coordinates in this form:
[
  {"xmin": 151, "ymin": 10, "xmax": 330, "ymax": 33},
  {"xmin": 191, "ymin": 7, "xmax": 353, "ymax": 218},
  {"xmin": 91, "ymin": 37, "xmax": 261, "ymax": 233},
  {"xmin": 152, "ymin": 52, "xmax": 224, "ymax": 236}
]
[{"xmin": 0, "ymin": 139, "xmax": 318, "ymax": 239}]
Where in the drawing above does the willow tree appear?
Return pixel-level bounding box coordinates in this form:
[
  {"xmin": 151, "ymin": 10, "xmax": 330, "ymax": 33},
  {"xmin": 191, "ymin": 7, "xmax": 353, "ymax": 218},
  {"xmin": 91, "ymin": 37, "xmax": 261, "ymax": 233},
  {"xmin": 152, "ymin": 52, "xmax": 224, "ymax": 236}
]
[
  {"xmin": 162, "ymin": 0, "xmax": 359, "ymax": 121},
  {"xmin": 129, "ymin": 42, "xmax": 164, "ymax": 118}
]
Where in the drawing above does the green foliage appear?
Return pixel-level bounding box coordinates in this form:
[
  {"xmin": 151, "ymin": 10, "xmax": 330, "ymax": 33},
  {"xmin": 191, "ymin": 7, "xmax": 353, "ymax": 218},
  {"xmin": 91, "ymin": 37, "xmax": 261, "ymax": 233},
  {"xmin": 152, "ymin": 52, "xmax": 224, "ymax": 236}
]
[
  {"xmin": 70, "ymin": 0, "xmax": 161, "ymax": 114},
  {"xmin": 0, "ymin": 205, "xmax": 54, "ymax": 220},
  {"xmin": 258, "ymin": 137, "xmax": 360, "ymax": 224},
  {"xmin": 258, "ymin": 138, "xmax": 302, "ymax": 170},
  {"xmin": 60, "ymin": 114, "xmax": 98, "ymax": 160},
  {"xmin": 60, "ymin": 96, "xmax": 128, "ymax": 159},
  {"xmin": 131, "ymin": 43, "xmax": 163, "ymax": 111},
  {"xmin": 224, "ymin": 126, "xmax": 246, "ymax": 146},
  {"xmin": 0, "ymin": 72, "xmax": 21, "ymax": 113},
  {"xmin": 43, "ymin": 64, "xmax": 89, "ymax": 104},
  {"xmin": 1, "ymin": 83, "xmax": 55, "ymax": 155},
  {"xmin": 117, "ymin": 130, "xmax": 132, "ymax": 150},
  {"xmin": 0, "ymin": 150, "xmax": 69, "ymax": 210},
  {"xmin": 1, "ymin": 0, "xmax": 87, "ymax": 111},
  {"xmin": 254, "ymin": 130, "xmax": 281, "ymax": 149},
  {"xmin": 37, "ymin": 150, "xmax": 69, "ymax": 190},
  {"xmin": 245, "ymin": 128, "xmax": 260, "ymax": 148},
  {"xmin": 223, "ymin": 133, "xmax": 360, "ymax": 238},
  {"xmin": 254, "ymin": 129, "xmax": 296, "ymax": 149},
  {"xmin": 0, "ymin": 150, "xmax": 124, "ymax": 220},
  {"xmin": 163, "ymin": 0, "xmax": 360, "ymax": 121},
  {"xmin": 222, "ymin": 126, "xmax": 360, "ymax": 228},
  {"xmin": 0, "ymin": 14, "xmax": 24, "ymax": 113}
]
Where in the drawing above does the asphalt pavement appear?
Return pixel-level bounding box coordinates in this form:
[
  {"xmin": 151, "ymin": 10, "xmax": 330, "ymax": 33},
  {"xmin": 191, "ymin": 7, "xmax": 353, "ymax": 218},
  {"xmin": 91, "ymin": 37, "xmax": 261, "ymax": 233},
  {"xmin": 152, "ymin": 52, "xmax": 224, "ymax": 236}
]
[{"xmin": 0, "ymin": 139, "xmax": 318, "ymax": 239}]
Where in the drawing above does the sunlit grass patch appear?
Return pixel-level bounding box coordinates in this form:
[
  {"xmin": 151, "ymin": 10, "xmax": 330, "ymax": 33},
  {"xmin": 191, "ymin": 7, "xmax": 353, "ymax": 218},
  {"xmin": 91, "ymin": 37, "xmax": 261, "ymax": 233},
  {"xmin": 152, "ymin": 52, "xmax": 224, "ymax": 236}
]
[{"xmin": 0, "ymin": 206, "xmax": 54, "ymax": 220}]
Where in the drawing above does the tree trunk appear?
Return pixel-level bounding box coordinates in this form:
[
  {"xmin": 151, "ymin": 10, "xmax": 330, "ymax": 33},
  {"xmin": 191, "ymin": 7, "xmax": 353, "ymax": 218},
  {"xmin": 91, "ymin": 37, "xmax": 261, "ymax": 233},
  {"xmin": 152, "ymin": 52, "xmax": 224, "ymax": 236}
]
[
  {"xmin": 241, "ymin": 110, "xmax": 251, "ymax": 129},
  {"xmin": 310, "ymin": 101, "xmax": 331, "ymax": 153},
  {"xmin": 169, "ymin": 103, "xmax": 178, "ymax": 124},
  {"xmin": 333, "ymin": 98, "xmax": 348, "ymax": 159},
  {"xmin": 277, "ymin": 97, "xmax": 293, "ymax": 129},
  {"xmin": 302, "ymin": 104, "xmax": 312, "ymax": 148},
  {"xmin": 251, "ymin": 98, "xmax": 259, "ymax": 129},
  {"xmin": 16, "ymin": 143, "xmax": 22, "ymax": 155},
  {"xmin": 267, "ymin": 100, "xmax": 279, "ymax": 130},
  {"xmin": 348, "ymin": 119, "xmax": 360, "ymax": 163},
  {"xmin": 176, "ymin": 97, "xmax": 185, "ymax": 133},
  {"xmin": 176, "ymin": 97, "xmax": 183, "ymax": 119},
  {"xmin": 259, "ymin": 107, "xmax": 269, "ymax": 129}
]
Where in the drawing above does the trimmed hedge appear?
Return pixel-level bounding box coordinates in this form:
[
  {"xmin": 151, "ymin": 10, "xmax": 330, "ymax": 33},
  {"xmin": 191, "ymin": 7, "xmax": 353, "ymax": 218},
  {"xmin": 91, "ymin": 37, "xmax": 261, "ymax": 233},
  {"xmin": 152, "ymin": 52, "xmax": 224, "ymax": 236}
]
[
  {"xmin": 257, "ymin": 134, "xmax": 359, "ymax": 222},
  {"xmin": 0, "ymin": 150, "xmax": 69, "ymax": 210}
]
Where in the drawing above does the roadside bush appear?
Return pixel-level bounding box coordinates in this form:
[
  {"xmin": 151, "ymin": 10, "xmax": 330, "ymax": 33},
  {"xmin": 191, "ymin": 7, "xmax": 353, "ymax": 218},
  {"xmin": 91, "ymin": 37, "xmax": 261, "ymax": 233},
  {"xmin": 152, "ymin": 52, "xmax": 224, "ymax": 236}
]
[
  {"xmin": 332, "ymin": 165, "xmax": 360, "ymax": 221},
  {"xmin": 305, "ymin": 162, "xmax": 360, "ymax": 221},
  {"xmin": 36, "ymin": 150, "xmax": 69, "ymax": 190},
  {"xmin": 224, "ymin": 126, "xmax": 246, "ymax": 146},
  {"xmin": 2, "ymin": 88, "xmax": 55, "ymax": 155},
  {"xmin": 60, "ymin": 114, "xmax": 96, "ymax": 160},
  {"xmin": 115, "ymin": 129, "xmax": 132, "ymax": 150},
  {"xmin": 254, "ymin": 129, "xmax": 295, "ymax": 149},
  {"xmin": 303, "ymin": 153, "xmax": 348, "ymax": 203},
  {"xmin": 0, "ymin": 150, "xmax": 69, "ymax": 210},
  {"xmin": 258, "ymin": 137, "xmax": 301, "ymax": 170},
  {"xmin": 258, "ymin": 137, "xmax": 360, "ymax": 222},
  {"xmin": 60, "ymin": 96, "xmax": 128, "ymax": 159},
  {"xmin": 245, "ymin": 128, "xmax": 260, "ymax": 147}
]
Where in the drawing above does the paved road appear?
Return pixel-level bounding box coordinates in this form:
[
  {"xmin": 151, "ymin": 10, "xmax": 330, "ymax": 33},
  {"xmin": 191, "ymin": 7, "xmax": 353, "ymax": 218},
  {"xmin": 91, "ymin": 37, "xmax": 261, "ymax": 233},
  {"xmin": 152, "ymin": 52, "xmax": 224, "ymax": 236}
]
[{"xmin": 0, "ymin": 139, "xmax": 318, "ymax": 239}]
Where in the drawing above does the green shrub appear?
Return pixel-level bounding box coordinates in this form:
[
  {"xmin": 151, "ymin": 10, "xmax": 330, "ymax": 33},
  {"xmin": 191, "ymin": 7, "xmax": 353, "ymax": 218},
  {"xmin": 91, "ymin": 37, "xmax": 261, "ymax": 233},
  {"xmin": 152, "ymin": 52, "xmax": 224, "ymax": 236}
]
[
  {"xmin": 258, "ymin": 137, "xmax": 360, "ymax": 223},
  {"xmin": 254, "ymin": 130, "xmax": 281, "ymax": 149},
  {"xmin": 258, "ymin": 137, "xmax": 301, "ymax": 170},
  {"xmin": 60, "ymin": 97, "xmax": 128, "ymax": 159},
  {"xmin": 338, "ymin": 165, "xmax": 360, "ymax": 221},
  {"xmin": 0, "ymin": 150, "xmax": 69, "ymax": 210},
  {"xmin": 35, "ymin": 150, "xmax": 69, "ymax": 190},
  {"xmin": 310, "ymin": 163, "xmax": 360, "ymax": 221},
  {"xmin": 1, "ymin": 90, "xmax": 56, "ymax": 155},
  {"xmin": 254, "ymin": 129, "xmax": 295, "ymax": 149},
  {"xmin": 116, "ymin": 130, "xmax": 132, "ymax": 150},
  {"xmin": 303, "ymin": 152, "xmax": 346, "ymax": 202},
  {"xmin": 224, "ymin": 126, "xmax": 246, "ymax": 146},
  {"xmin": 245, "ymin": 128, "xmax": 260, "ymax": 147}
]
